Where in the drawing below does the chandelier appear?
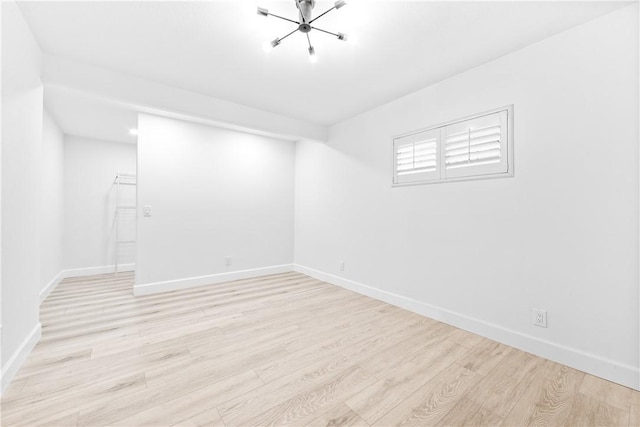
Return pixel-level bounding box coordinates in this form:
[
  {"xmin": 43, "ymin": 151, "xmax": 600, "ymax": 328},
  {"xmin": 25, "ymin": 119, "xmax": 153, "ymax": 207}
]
[{"xmin": 257, "ymin": 0, "xmax": 348, "ymax": 62}]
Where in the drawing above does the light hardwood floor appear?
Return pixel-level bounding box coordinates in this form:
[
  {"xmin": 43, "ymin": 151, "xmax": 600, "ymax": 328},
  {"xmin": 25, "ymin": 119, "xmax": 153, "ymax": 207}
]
[{"xmin": 1, "ymin": 272, "xmax": 638, "ymax": 426}]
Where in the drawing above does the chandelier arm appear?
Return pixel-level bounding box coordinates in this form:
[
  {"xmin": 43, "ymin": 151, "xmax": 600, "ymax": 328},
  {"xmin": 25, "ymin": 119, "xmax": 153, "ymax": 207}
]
[
  {"xmin": 311, "ymin": 26, "xmax": 340, "ymax": 37},
  {"xmin": 308, "ymin": 6, "xmax": 336, "ymax": 24},
  {"xmin": 268, "ymin": 13, "xmax": 300, "ymax": 25},
  {"xmin": 279, "ymin": 28, "xmax": 300, "ymax": 43}
]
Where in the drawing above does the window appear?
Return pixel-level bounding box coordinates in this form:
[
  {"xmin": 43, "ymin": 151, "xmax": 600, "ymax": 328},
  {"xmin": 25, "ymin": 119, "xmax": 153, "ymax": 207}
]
[
  {"xmin": 394, "ymin": 129, "xmax": 439, "ymax": 184},
  {"xmin": 393, "ymin": 106, "xmax": 513, "ymax": 185}
]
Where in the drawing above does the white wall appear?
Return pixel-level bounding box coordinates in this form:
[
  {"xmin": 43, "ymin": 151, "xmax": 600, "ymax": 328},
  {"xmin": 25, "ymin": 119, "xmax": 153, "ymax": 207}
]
[
  {"xmin": 1, "ymin": 1, "xmax": 44, "ymax": 391},
  {"xmin": 39, "ymin": 110, "xmax": 65, "ymax": 300},
  {"xmin": 294, "ymin": 5, "xmax": 639, "ymax": 388},
  {"xmin": 63, "ymin": 136, "xmax": 137, "ymax": 273},
  {"xmin": 135, "ymin": 114, "xmax": 295, "ymax": 294}
]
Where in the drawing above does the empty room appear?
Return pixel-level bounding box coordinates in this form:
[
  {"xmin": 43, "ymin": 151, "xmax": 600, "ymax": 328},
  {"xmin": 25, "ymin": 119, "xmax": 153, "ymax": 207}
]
[{"xmin": 1, "ymin": 0, "xmax": 639, "ymax": 425}]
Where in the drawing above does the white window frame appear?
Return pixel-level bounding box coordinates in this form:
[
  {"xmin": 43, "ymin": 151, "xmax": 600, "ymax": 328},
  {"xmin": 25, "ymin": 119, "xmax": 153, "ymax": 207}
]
[{"xmin": 392, "ymin": 105, "xmax": 514, "ymax": 186}]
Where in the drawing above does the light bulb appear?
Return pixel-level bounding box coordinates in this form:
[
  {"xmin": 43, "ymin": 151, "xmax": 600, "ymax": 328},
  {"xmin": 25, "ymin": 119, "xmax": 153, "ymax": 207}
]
[
  {"xmin": 128, "ymin": 128, "xmax": 138, "ymax": 136},
  {"xmin": 308, "ymin": 46, "xmax": 317, "ymax": 63},
  {"xmin": 264, "ymin": 38, "xmax": 280, "ymax": 53}
]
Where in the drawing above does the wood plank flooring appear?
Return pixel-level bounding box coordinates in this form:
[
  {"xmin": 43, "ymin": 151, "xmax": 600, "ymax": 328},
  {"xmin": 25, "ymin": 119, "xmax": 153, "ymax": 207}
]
[{"xmin": 1, "ymin": 271, "xmax": 638, "ymax": 426}]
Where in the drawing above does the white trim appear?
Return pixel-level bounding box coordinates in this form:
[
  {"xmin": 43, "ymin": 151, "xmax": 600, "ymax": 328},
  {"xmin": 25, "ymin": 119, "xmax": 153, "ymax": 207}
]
[
  {"xmin": 293, "ymin": 264, "xmax": 640, "ymax": 391},
  {"xmin": 0, "ymin": 324, "xmax": 2, "ymax": 391},
  {"xmin": 62, "ymin": 263, "xmax": 136, "ymax": 278},
  {"xmin": 39, "ymin": 270, "xmax": 64, "ymax": 304},
  {"xmin": 1, "ymin": 323, "xmax": 41, "ymax": 394},
  {"xmin": 133, "ymin": 264, "xmax": 294, "ymax": 296}
]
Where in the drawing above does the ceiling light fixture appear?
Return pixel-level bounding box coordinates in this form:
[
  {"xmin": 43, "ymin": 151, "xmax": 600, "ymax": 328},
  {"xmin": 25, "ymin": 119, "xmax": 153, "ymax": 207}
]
[
  {"xmin": 257, "ymin": 0, "xmax": 348, "ymax": 62},
  {"xmin": 128, "ymin": 128, "xmax": 138, "ymax": 136}
]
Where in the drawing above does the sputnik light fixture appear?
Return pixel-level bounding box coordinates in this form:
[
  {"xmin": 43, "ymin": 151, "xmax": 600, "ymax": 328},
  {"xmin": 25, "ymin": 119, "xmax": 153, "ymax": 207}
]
[{"xmin": 258, "ymin": 0, "xmax": 348, "ymax": 62}]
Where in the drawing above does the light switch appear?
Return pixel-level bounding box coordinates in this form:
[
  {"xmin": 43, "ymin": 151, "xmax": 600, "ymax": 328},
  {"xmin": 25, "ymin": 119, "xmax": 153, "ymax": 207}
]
[{"xmin": 143, "ymin": 206, "xmax": 152, "ymax": 217}]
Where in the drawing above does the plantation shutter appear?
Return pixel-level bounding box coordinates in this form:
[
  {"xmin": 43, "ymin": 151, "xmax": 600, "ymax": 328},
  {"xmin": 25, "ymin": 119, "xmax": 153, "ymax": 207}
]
[
  {"xmin": 393, "ymin": 129, "xmax": 440, "ymax": 184},
  {"xmin": 443, "ymin": 110, "xmax": 509, "ymax": 179}
]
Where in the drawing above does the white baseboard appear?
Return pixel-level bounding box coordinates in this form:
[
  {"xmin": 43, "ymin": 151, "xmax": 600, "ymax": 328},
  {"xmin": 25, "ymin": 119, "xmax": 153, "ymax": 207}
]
[
  {"xmin": 1, "ymin": 323, "xmax": 42, "ymax": 394},
  {"xmin": 63, "ymin": 263, "xmax": 136, "ymax": 278},
  {"xmin": 134, "ymin": 264, "xmax": 294, "ymax": 296},
  {"xmin": 293, "ymin": 264, "xmax": 639, "ymax": 391},
  {"xmin": 39, "ymin": 270, "xmax": 65, "ymax": 304}
]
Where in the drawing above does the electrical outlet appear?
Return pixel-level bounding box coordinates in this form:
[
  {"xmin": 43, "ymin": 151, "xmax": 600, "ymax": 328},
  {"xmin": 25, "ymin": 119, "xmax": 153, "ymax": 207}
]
[
  {"xmin": 339, "ymin": 261, "xmax": 345, "ymax": 271},
  {"xmin": 225, "ymin": 256, "xmax": 231, "ymax": 267},
  {"xmin": 533, "ymin": 308, "xmax": 547, "ymax": 328}
]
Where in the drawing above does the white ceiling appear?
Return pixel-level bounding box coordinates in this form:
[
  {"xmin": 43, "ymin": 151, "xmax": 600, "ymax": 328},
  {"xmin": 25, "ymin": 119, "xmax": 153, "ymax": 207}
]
[
  {"xmin": 44, "ymin": 85, "xmax": 140, "ymax": 144},
  {"xmin": 21, "ymin": 1, "xmax": 629, "ymax": 132}
]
